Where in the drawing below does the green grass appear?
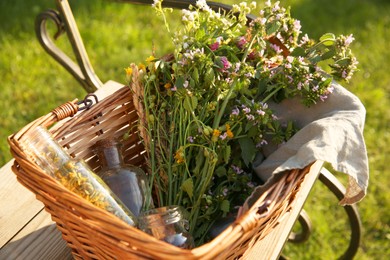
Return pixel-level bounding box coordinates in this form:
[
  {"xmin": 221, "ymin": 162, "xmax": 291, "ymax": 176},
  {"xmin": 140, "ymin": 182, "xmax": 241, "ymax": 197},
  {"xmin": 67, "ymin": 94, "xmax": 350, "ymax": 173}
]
[{"xmin": 1, "ymin": 0, "xmax": 389, "ymax": 259}]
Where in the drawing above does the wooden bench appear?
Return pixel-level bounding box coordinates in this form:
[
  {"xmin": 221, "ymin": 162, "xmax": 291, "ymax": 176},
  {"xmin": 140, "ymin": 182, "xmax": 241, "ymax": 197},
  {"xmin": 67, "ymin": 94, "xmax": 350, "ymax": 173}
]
[
  {"xmin": 0, "ymin": 0, "xmax": 361, "ymax": 258},
  {"xmin": 0, "ymin": 146, "xmax": 322, "ymax": 259}
]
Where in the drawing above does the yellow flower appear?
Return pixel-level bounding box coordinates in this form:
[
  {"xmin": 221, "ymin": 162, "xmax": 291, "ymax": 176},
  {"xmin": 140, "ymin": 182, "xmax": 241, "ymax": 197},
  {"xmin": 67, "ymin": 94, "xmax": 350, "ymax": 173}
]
[
  {"xmin": 164, "ymin": 83, "xmax": 172, "ymax": 89},
  {"xmin": 226, "ymin": 124, "xmax": 234, "ymax": 138},
  {"xmin": 213, "ymin": 129, "xmax": 221, "ymax": 137},
  {"xmin": 146, "ymin": 55, "xmax": 156, "ymax": 64},
  {"xmin": 138, "ymin": 63, "xmax": 146, "ymax": 72},
  {"xmin": 125, "ymin": 67, "xmax": 133, "ymax": 76},
  {"xmin": 212, "ymin": 129, "xmax": 221, "ymax": 142},
  {"xmin": 174, "ymin": 147, "xmax": 185, "ymax": 164}
]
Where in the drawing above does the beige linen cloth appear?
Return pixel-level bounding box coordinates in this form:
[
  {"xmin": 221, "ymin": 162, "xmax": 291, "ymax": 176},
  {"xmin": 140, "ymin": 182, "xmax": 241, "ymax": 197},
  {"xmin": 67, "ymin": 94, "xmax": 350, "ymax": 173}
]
[{"xmin": 249, "ymin": 81, "xmax": 369, "ymax": 207}]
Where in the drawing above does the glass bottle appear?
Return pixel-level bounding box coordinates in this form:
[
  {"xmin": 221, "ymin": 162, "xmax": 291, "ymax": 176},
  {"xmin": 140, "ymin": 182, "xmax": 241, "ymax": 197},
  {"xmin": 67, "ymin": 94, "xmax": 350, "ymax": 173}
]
[
  {"xmin": 138, "ymin": 206, "xmax": 194, "ymax": 249},
  {"xmin": 93, "ymin": 138, "xmax": 152, "ymax": 217},
  {"xmin": 19, "ymin": 126, "xmax": 138, "ymax": 226}
]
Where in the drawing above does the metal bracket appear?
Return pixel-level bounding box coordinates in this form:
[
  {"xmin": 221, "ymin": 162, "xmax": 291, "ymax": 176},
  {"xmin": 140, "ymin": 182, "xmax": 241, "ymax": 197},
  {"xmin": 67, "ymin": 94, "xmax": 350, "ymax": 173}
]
[{"xmin": 35, "ymin": 0, "xmax": 103, "ymax": 92}]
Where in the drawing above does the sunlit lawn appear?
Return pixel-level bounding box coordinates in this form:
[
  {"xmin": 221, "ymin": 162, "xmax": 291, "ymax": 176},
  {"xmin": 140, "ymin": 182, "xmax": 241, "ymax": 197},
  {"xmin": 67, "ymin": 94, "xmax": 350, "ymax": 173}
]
[{"xmin": 1, "ymin": 0, "xmax": 389, "ymax": 258}]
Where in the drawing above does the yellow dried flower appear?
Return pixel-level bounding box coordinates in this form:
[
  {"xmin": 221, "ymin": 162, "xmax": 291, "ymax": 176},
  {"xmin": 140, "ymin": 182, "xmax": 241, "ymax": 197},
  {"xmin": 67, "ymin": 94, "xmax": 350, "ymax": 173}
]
[
  {"xmin": 146, "ymin": 55, "xmax": 156, "ymax": 64},
  {"xmin": 174, "ymin": 148, "xmax": 185, "ymax": 164},
  {"xmin": 138, "ymin": 63, "xmax": 146, "ymax": 72},
  {"xmin": 125, "ymin": 67, "xmax": 133, "ymax": 76},
  {"xmin": 226, "ymin": 124, "xmax": 234, "ymax": 138},
  {"xmin": 213, "ymin": 129, "xmax": 221, "ymax": 137}
]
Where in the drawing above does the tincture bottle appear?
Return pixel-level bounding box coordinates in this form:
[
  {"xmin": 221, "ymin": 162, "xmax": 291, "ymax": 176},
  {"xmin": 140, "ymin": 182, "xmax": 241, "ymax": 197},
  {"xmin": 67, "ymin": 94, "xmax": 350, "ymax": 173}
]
[
  {"xmin": 93, "ymin": 138, "xmax": 152, "ymax": 217},
  {"xmin": 138, "ymin": 206, "xmax": 194, "ymax": 249},
  {"xmin": 20, "ymin": 126, "xmax": 138, "ymax": 226}
]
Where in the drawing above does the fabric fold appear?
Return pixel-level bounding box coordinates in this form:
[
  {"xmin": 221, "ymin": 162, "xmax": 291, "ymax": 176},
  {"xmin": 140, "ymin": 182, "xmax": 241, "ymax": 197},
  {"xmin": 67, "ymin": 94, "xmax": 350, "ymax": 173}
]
[{"xmin": 251, "ymin": 81, "xmax": 369, "ymax": 206}]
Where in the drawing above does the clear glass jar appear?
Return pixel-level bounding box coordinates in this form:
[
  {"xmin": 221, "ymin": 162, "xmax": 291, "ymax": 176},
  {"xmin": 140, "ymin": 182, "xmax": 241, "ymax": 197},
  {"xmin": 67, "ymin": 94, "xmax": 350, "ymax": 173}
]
[
  {"xmin": 93, "ymin": 138, "xmax": 152, "ymax": 217},
  {"xmin": 138, "ymin": 206, "xmax": 194, "ymax": 249},
  {"xmin": 19, "ymin": 126, "xmax": 138, "ymax": 226}
]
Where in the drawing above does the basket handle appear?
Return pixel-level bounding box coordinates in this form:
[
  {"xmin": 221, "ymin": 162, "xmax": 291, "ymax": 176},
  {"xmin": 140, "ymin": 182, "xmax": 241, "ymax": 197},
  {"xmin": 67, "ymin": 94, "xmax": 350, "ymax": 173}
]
[{"xmin": 12, "ymin": 92, "xmax": 101, "ymax": 142}]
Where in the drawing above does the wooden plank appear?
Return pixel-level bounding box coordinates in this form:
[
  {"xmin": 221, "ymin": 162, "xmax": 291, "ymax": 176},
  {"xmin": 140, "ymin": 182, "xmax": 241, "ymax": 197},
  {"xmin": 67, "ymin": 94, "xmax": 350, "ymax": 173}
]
[
  {"xmin": 244, "ymin": 160, "xmax": 324, "ymax": 260},
  {"xmin": 0, "ymin": 160, "xmax": 44, "ymax": 248},
  {"xmin": 0, "ymin": 209, "xmax": 72, "ymax": 260},
  {"xmin": 94, "ymin": 80, "xmax": 124, "ymax": 100}
]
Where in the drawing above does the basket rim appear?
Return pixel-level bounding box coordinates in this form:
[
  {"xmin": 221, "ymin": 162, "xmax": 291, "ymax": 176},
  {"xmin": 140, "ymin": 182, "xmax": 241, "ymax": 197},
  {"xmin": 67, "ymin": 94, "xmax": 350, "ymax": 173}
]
[{"xmin": 8, "ymin": 86, "xmax": 314, "ymax": 259}]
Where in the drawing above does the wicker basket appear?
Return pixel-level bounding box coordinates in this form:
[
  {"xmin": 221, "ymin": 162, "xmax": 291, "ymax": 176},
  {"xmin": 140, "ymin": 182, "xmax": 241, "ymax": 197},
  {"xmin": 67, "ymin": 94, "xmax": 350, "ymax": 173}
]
[{"xmin": 9, "ymin": 86, "xmax": 312, "ymax": 259}]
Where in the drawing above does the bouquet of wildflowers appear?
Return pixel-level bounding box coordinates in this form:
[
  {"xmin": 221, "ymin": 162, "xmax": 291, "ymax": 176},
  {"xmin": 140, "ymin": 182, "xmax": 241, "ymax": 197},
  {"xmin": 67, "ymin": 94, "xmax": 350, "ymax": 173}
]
[{"xmin": 126, "ymin": 0, "xmax": 358, "ymax": 244}]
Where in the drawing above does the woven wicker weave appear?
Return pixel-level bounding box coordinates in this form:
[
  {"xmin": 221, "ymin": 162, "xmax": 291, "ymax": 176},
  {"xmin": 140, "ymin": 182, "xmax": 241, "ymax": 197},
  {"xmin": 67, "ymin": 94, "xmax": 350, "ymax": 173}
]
[{"xmin": 9, "ymin": 86, "xmax": 312, "ymax": 259}]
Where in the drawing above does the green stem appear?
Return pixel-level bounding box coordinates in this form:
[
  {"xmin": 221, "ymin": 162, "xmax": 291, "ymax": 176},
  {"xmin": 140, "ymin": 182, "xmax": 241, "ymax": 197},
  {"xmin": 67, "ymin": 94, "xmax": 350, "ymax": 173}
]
[
  {"xmin": 262, "ymin": 85, "xmax": 283, "ymax": 104},
  {"xmin": 212, "ymin": 81, "xmax": 236, "ymax": 129}
]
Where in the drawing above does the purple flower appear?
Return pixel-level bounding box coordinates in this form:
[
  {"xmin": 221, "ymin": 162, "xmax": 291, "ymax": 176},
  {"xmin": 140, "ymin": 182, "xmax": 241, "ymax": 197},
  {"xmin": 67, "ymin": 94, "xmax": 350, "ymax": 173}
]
[
  {"xmin": 222, "ymin": 188, "xmax": 228, "ymax": 196},
  {"xmin": 234, "ymin": 62, "xmax": 241, "ymax": 72},
  {"xmin": 326, "ymin": 85, "xmax": 334, "ymax": 94},
  {"xmin": 242, "ymin": 105, "xmax": 251, "ymax": 114},
  {"xmin": 257, "ymin": 109, "xmax": 265, "ymax": 116},
  {"xmin": 344, "ymin": 34, "xmax": 355, "ymax": 46},
  {"xmin": 287, "ymin": 75, "xmax": 294, "ymax": 83},
  {"xmin": 293, "ymin": 20, "xmax": 301, "ymax": 32},
  {"xmin": 247, "ymin": 182, "xmax": 256, "ymax": 188},
  {"xmin": 210, "ymin": 41, "xmax": 220, "ymax": 51},
  {"xmin": 256, "ymin": 139, "xmax": 268, "ymax": 148},
  {"xmin": 236, "ymin": 36, "xmax": 247, "ymax": 49},
  {"xmin": 231, "ymin": 107, "xmax": 240, "ymax": 116},
  {"xmin": 187, "ymin": 136, "xmax": 194, "ymax": 143},
  {"xmin": 246, "ymin": 114, "xmax": 255, "ymax": 121},
  {"xmin": 219, "ymin": 132, "xmax": 228, "ymax": 140},
  {"xmin": 271, "ymin": 44, "xmax": 282, "ymax": 54},
  {"xmin": 286, "ymin": 56, "xmax": 294, "ymax": 63},
  {"xmin": 320, "ymin": 95, "xmax": 328, "ymax": 102},
  {"xmin": 220, "ymin": 56, "xmax": 231, "ymax": 71},
  {"xmin": 261, "ymin": 102, "xmax": 268, "ymax": 109},
  {"xmin": 231, "ymin": 165, "xmax": 244, "ymax": 174}
]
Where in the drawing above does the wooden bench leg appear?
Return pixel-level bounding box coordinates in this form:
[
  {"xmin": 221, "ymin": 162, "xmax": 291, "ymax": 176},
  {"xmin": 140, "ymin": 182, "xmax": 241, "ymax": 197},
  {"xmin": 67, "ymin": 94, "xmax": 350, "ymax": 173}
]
[
  {"xmin": 318, "ymin": 168, "xmax": 362, "ymax": 259},
  {"xmin": 284, "ymin": 168, "xmax": 362, "ymax": 259}
]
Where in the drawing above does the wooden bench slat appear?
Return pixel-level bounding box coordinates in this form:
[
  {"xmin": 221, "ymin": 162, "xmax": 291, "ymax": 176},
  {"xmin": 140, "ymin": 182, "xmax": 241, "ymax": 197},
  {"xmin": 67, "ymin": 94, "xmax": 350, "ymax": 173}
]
[
  {"xmin": 0, "ymin": 160, "xmax": 44, "ymax": 248},
  {"xmin": 244, "ymin": 160, "xmax": 324, "ymax": 259},
  {"xmin": 0, "ymin": 209, "xmax": 72, "ymax": 260}
]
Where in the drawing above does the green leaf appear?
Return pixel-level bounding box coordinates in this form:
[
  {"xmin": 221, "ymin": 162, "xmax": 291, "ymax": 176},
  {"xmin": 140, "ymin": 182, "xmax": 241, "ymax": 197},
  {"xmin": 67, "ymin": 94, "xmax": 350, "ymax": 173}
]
[
  {"xmin": 175, "ymin": 76, "xmax": 185, "ymax": 88},
  {"xmin": 181, "ymin": 178, "xmax": 194, "ymax": 200},
  {"xmin": 247, "ymin": 125, "xmax": 258, "ymax": 138},
  {"xmin": 195, "ymin": 28, "xmax": 206, "ymax": 40},
  {"xmin": 238, "ymin": 137, "xmax": 257, "ymax": 166},
  {"xmin": 184, "ymin": 96, "xmax": 192, "ymax": 112},
  {"xmin": 191, "ymin": 96, "xmax": 198, "ymax": 109},
  {"xmin": 336, "ymin": 57, "xmax": 352, "ymax": 66},
  {"xmin": 321, "ymin": 49, "xmax": 336, "ymax": 60},
  {"xmin": 205, "ymin": 68, "xmax": 215, "ymax": 85},
  {"xmin": 309, "ymin": 55, "xmax": 322, "ymax": 64},
  {"xmin": 193, "ymin": 222, "xmax": 210, "ymax": 240},
  {"xmin": 192, "ymin": 67, "xmax": 199, "ymax": 83},
  {"xmin": 320, "ymin": 77, "xmax": 333, "ymax": 87},
  {"xmin": 215, "ymin": 166, "xmax": 227, "ymax": 177},
  {"xmin": 245, "ymin": 121, "xmax": 254, "ymax": 132},
  {"xmin": 290, "ymin": 47, "xmax": 306, "ymax": 57},
  {"xmin": 193, "ymin": 149, "xmax": 205, "ymax": 176},
  {"xmin": 266, "ymin": 21, "xmax": 281, "ymax": 35},
  {"xmin": 319, "ymin": 33, "xmax": 336, "ymax": 46},
  {"xmin": 220, "ymin": 199, "xmax": 230, "ymax": 213}
]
